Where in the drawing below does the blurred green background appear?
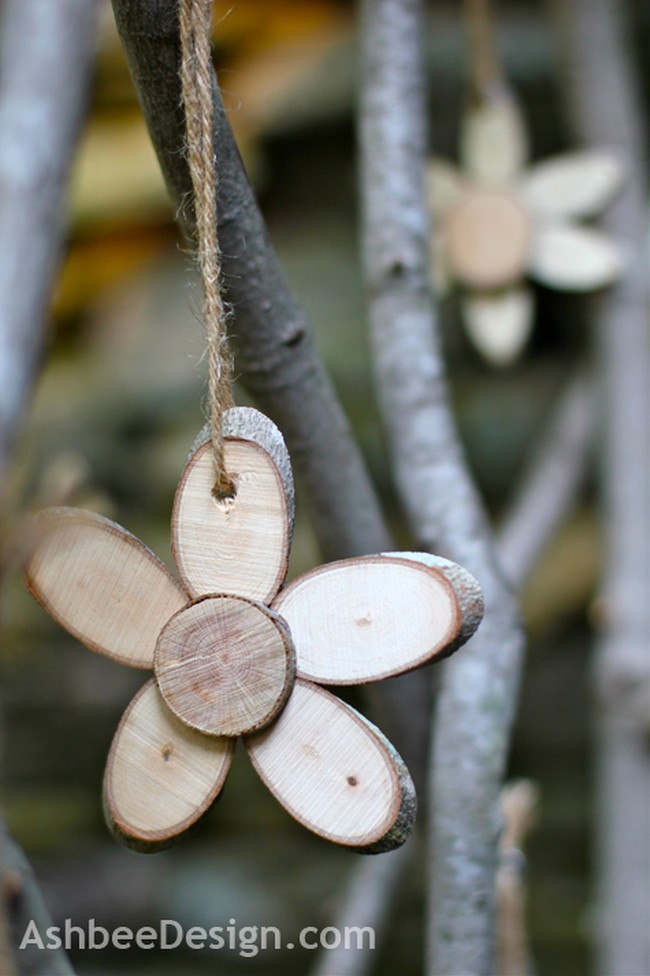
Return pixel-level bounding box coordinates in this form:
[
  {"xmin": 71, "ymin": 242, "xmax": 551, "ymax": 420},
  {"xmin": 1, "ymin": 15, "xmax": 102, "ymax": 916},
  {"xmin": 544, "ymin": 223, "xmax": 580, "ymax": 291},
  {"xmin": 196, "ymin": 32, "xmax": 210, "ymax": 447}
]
[{"xmin": 1, "ymin": 1, "xmax": 648, "ymax": 973}]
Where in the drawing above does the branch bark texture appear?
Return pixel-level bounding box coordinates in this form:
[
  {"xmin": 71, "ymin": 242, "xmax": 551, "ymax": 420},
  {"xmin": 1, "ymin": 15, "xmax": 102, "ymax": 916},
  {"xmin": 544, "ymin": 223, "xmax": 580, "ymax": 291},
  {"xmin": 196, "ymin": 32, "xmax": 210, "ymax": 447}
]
[
  {"xmin": 0, "ymin": 0, "xmax": 98, "ymax": 489},
  {"xmin": 110, "ymin": 0, "xmax": 391, "ymax": 563},
  {"xmin": 553, "ymin": 2, "xmax": 650, "ymax": 973},
  {"xmin": 309, "ymin": 362, "xmax": 595, "ymax": 976},
  {"xmin": 358, "ymin": 2, "xmax": 524, "ymax": 973},
  {"xmin": 0, "ymin": 819, "xmax": 74, "ymax": 975}
]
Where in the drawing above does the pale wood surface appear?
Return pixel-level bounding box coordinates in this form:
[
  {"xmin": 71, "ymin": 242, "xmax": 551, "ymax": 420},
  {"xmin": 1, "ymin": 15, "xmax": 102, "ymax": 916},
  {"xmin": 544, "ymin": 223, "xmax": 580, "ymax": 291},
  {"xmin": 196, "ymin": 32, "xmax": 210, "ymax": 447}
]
[
  {"xmin": 381, "ymin": 552, "xmax": 484, "ymax": 654},
  {"xmin": 273, "ymin": 555, "xmax": 469, "ymax": 684},
  {"xmin": 460, "ymin": 98, "xmax": 527, "ymax": 187},
  {"xmin": 529, "ymin": 223, "xmax": 621, "ymax": 291},
  {"xmin": 462, "ymin": 287, "xmax": 534, "ymax": 366},
  {"xmin": 519, "ymin": 150, "xmax": 623, "ymax": 221},
  {"xmin": 172, "ymin": 436, "xmax": 291, "ymax": 603},
  {"xmin": 193, "ymin": 406, "xmax": 296, "ymax": 541},
  {"xmin": 245, "ymin": 679, "xmax": 416, "ymax": 851},
  {"xmin": 25, "ymin": 507, "xmax": 186, "ymax": 668},
  {"xmin": 444, "ymin": 191, "xmax": 530, "ymax": 289},
  {"xmin": 104, "ymin": 679, "xmax": 234, "ymax": 850},
  {"xmin": 155, "ymin": 595, "xmax": 295, "ymax": 736}
]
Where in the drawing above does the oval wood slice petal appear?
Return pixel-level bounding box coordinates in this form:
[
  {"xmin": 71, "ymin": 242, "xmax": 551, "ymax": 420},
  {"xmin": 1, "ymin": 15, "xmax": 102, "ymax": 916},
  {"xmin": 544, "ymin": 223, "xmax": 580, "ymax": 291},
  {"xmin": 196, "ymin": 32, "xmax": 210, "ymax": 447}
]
[
  {"xmin": 460, "ymin": 96, "xmax": 527, "ymax": 186},
  {"xmin": 463, "ymin": 287, "xmax": 534, "ymax": 365},
  {"xmin": 245, "ymin": 680, "xmax": 416, "ymax": 852},
  {"xmin": 273, "ymin": 555, "xmax": 480, "ymax": 685},
  {"xmin": 24, "ymin": 508, "xmax": 187, "ymax": 668},
  {"xmin": 173, "ymin": 409, "xmax": 293, "ymax": 604},
  {"xmin": 528, "ymin": 223, "xmax": 622, "ymax": 291},
  {"xmin": 519, "ymin": 150, "xmax": 624, "ymax": 221},
  {"xmin": 104, "ymin": 679, "xmax": 235, "ymax": 852},
  {"xmin": 381, "ymin": 551, "xmax": 484, "ymax": 652}
]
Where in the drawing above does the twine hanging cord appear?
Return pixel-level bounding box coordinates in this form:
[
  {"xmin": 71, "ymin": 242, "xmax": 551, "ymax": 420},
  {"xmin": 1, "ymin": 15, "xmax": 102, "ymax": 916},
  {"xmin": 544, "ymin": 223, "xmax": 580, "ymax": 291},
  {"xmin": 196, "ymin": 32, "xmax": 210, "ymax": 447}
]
[{"xmin": 179, "ymin": 0, "xmax": 235, "ymax": 498}]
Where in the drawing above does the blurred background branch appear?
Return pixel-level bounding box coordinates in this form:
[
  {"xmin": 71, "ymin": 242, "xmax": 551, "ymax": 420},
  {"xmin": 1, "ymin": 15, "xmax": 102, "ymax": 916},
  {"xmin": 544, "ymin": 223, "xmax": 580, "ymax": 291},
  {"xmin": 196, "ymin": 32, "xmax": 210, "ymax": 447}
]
[
  {"xmin": 0, "ymin": 0, "xmax": 98, "ymax": 492},
  {"xmin": 358, "ymin": 1, "xmax": 524, "ymax": 973},
  {"xmin": 0, "ymin": 1, "xmax": 98, "ymax": 972},
  {"xmin": 552, "ymin": 1, "xmax": 650, "ymax": 973}
]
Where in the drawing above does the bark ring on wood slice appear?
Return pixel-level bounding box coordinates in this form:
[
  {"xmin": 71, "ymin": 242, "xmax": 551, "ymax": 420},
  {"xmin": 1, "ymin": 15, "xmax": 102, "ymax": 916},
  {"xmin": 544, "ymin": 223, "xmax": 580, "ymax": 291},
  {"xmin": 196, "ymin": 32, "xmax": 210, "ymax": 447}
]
[
  {"xmin": 154, "ymin": 594, "xmax": 296, "ymax": 737},
  {"xmin": 24, "ymin": 406, "xmax": 485, "ymax": 853}
]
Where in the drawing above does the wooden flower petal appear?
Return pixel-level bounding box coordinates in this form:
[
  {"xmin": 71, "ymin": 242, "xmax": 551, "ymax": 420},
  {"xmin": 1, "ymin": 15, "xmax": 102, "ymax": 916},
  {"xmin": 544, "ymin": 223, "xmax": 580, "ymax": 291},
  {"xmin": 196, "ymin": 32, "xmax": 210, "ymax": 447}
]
[
  {"xmin": 172, "ymin": 408, "xmax": 294, "ymax": 603},
  {"xmin": 463, "ymin": 287, "xmax": 534, "ymax": 365},
  {"xmin": 528, "ymin": 224, "xmax": 622, "ymax": 291},
  {"xmin": 25, "ymin": 508, "xmax": 186, "ymax": 668},
  {"xmin": 273, "ymin": 555, "xmax": 482, "ymax": 685},
  {"xmin": 245, "ymin": 680, "xmax": 416, "ymax": 852},
  {"xmin": 426, "ymin": 158, "xmax": 467, "ymax": 216},
  {"xmin": 519, "ymin": 150, "xmax": 624, "ymax": 221},
  {"xmin": 104, "ymin": 679, "xmax": 235, "ymax": 851},
  {"xmin": 460, "ymin": 96, "xmax": 527, "ymax": 186}
]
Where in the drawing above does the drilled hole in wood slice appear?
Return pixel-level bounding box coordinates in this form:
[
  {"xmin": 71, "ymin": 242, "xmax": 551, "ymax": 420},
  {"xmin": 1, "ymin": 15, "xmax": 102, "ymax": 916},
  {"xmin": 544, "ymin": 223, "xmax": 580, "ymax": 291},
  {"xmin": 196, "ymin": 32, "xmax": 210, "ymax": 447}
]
[
  {"xmin": 173, "ymin": 440, "xmax": 290, "ymax": 603},
  {"xmin": 154, "ymin": 595, "xmax": 296, "ymax": 737},
  {"xmin": 445, "ymin": 191, "xmax": 530, "ymax": 289}
]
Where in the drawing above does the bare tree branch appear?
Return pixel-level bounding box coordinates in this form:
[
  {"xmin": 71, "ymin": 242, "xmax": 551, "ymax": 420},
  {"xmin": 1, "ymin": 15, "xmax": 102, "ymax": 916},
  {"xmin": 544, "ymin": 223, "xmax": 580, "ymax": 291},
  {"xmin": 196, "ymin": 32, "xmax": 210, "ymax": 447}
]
[
  {"xmin": 497, "ymin": 370, "xmax": 595, "ymax": 584},
  {"xmin": 0, "ymin": 0, "xmax": 98, "ymax": 490},
  {"xmin": 0, "ymin": 820, "xmax": 75, "ymax": 975},
  {"xmin": 309, "ymin": 363, "xmax": 595, "ymax": 976},
  {"xmin": 552, "ymin": 2, "xmax": 650, "ymax": 974},
  {"xmin": 0, "ymin": 3, "xmax": 98, "ymax": 972},
  {"xmin": 309, "ymin": 846, "xmax": 409, "ymax": 976},
  {"xmin": 358, "ymin": 2, "xmax": 525, "ymax": 974},
  {"xmin": 109, "ymin": 0, "xmax": 391, "ymax": 563}
]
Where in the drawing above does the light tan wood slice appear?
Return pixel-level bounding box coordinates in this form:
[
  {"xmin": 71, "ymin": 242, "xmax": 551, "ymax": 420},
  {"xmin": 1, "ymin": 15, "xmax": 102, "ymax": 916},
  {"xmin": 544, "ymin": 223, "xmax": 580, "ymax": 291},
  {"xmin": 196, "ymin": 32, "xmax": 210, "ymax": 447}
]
[
  {"xmin": 192, "ymin": 407, "xmax": 295, "ymax": 538},
  {"xmin": 104, "ymin": 678, "xmax": 235, "ymax": 851},
  {"xmin": 518, "ymin": 150, "xmax": 624, "ymax": 221},
  {"xmin": 444, "ymin": 191, "xmax": 530, "ymax": 289},
  {"xmin": 460, "ymin": 96, "xmax": 527, "ymax": 186},
  {"xmin": 24, "ymin": 507, "xmax": 187, "ymax": 668},
  {"xmin": 272, "ymin": 555, "xmax": 473, "ymax": 685},
  {"xmin": 155, "ymin": 595, "xmax": 296, "ymax": 737},
  {"xmin": 381, "ymin": 552, "xmax": 483, "ymax": 652},
  {"xmin": 462, "ymin": 286, "xmax": 534, "ymax": 365},
  {"xmin": 172, "ymin": 412, "xmax": 293, "ymax": 604},
  {"xmin": 245, "ymin": 679, "xmax": 416, "ymax": 852},
  {"xmin": 528, "ymin": 223, "xmax": 622, "ymax": 291},
  {"xmin": 426, "ymin": 158, "xmax": 468, "ymax": 217}
]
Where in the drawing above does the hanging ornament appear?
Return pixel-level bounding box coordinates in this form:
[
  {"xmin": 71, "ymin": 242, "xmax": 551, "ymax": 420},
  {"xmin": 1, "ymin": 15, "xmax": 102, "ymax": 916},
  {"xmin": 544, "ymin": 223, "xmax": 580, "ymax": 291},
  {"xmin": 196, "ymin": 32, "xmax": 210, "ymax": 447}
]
[
  {"xmin": 428, "ymin": 0, "xmax": 624, "ymax": 366},
  {"xmin": 22, "ymin": 0, "xmax": 484, "ymax": 854},
  {"xmin": 25, "ymin": 407, "xmax": 483, "ymax": 852}
]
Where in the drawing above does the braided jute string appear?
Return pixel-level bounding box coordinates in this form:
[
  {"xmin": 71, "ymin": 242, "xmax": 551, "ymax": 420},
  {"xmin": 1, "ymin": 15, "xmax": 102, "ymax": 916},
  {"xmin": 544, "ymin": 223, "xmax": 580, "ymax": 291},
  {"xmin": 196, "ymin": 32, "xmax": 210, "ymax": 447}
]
[{"xmin": 179, "ymin": 0, "xmax": 234, "ymax": 497}]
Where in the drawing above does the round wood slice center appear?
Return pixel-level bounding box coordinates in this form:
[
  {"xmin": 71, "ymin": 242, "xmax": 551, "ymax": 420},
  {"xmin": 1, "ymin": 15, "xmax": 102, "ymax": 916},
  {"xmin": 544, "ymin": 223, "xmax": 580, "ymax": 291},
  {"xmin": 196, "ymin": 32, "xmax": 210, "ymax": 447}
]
[
  {"xmin": 444, "ymin": 190, "xmax": 530, "ymax": 288},
  {"xmin": 154, "ymin": 596, "xmax": 296, "ymax": 737}
]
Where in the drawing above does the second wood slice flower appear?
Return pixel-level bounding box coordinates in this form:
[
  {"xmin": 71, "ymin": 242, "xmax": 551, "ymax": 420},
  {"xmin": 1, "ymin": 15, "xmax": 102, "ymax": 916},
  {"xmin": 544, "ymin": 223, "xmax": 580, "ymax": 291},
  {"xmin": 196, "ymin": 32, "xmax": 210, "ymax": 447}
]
[{"xmin": 25, "ymin": 408, "xmax": 483, "ymax": 853}]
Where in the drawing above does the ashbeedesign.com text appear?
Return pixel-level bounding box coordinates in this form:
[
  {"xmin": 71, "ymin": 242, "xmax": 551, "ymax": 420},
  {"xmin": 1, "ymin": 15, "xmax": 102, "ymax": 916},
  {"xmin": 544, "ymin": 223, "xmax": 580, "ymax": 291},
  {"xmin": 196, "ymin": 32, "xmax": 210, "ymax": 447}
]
[{"xmin": 20, "ymin": 918, "xmax": 376, "ymax": 958}]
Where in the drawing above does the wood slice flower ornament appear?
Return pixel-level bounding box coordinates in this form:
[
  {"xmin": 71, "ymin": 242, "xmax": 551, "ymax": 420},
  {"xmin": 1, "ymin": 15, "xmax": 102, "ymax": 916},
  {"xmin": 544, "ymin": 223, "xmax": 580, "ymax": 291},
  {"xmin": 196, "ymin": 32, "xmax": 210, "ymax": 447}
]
[
  {"xmin": 428, "ymin": 97, "xmax": 624, "ymax": 364},
  {"xmin": 25, "ymin": 408, "xmax": 484, "ymax": 854}
]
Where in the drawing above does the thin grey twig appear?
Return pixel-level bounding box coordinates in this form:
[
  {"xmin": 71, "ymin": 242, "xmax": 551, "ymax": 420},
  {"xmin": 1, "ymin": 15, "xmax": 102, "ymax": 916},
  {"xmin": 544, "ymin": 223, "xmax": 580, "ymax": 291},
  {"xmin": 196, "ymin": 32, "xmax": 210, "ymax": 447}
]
[
  {"xmin": 497, "ymin": 370, "xmax": 595, "ymax": 584},
  {"xmin": 0, "ymin": 0, "xmax": 99, "ymax": 492},
  {"xmin": 309, "ymin": 846, "xmax": 409, "ymax": 976},
  {"xmin": 358, "ymin": 2, "xmax": 524, "ymax": 974},
  {"xmin": 552, "ymin": 2, "xmax": 650, "ymax": 974}
]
